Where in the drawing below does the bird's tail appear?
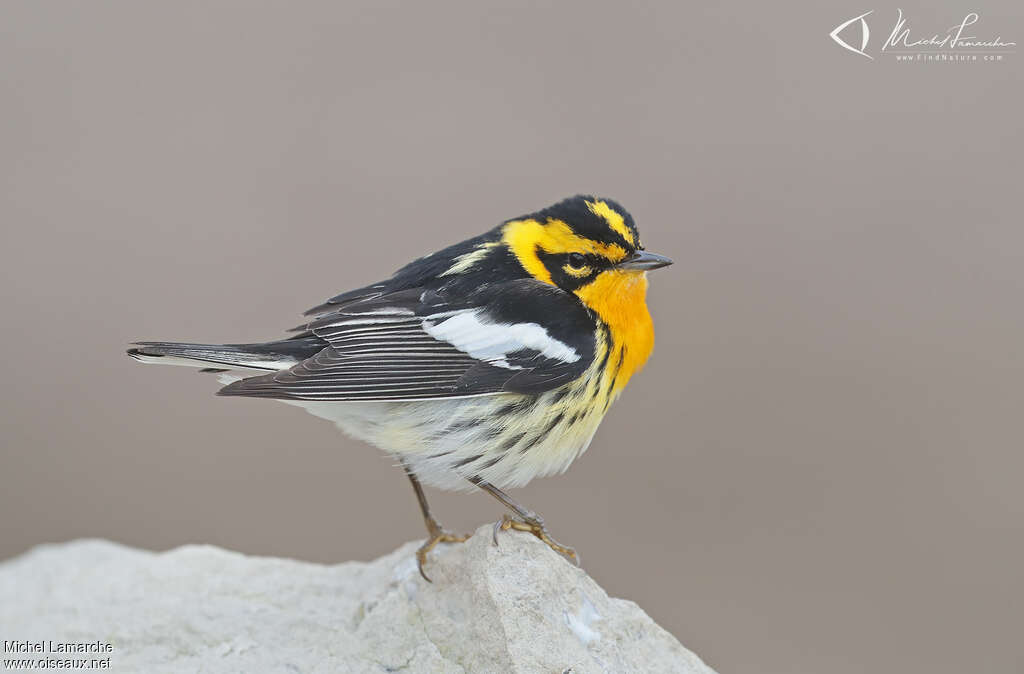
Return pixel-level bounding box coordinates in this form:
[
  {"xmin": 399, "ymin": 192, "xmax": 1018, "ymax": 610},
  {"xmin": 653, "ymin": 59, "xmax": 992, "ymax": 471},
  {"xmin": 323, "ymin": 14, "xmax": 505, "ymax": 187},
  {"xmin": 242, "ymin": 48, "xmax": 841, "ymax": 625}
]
[{"xmin": 126, "ymin": 336, "xmax": 324, "ymax": 372}]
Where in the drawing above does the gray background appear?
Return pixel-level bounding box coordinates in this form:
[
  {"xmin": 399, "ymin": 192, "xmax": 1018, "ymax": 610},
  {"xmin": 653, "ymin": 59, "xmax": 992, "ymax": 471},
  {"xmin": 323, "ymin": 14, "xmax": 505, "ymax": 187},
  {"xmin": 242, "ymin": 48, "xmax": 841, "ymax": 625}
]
[{"xmin": 1, "ymin": 2, "xmax": 1022, "ymax": 672}]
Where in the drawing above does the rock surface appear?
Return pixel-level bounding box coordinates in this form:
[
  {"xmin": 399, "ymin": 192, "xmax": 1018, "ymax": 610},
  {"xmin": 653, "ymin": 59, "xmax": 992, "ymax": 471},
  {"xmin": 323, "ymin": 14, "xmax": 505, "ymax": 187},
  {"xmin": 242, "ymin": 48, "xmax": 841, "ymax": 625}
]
[{"xmin": 0, "ymin": 524, "xmax": 715, "ymax": 673}]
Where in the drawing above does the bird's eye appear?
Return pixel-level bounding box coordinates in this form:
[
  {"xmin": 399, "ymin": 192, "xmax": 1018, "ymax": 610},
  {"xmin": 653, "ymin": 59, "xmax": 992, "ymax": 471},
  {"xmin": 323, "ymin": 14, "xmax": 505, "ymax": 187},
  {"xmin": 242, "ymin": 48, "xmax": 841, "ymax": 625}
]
[{"xmin": 562, "ymin": 252, "xmax": 592, "ymax": 279}]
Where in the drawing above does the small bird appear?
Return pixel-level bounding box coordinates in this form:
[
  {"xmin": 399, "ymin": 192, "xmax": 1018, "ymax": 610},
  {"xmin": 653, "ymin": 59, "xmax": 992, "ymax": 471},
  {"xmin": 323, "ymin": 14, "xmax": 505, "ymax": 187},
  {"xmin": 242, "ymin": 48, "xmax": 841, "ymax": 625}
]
[{"xmin": 128, "ymin": 195, "xmax": 671, "ymax": 580}]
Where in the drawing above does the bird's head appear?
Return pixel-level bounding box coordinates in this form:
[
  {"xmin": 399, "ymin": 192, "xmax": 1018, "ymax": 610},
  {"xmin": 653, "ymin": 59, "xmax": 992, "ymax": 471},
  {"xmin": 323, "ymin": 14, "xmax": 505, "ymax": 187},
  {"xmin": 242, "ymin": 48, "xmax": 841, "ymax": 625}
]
[{"xmin": 501, "ymin": 195, "xmax": 672, "ymax": 307}]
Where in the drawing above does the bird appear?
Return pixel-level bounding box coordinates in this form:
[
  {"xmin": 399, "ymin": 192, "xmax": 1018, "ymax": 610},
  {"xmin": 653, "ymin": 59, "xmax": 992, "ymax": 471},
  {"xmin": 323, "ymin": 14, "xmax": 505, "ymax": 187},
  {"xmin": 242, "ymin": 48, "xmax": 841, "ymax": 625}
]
[{"xmin": 128, "ymin": 195, "xmax": 672, "ymax": 580}]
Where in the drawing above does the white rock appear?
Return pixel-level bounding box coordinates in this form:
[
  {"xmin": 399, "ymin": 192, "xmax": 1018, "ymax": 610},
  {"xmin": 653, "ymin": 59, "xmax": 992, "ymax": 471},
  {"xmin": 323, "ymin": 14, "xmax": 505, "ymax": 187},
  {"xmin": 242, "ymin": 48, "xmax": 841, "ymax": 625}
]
[{"xmin": 0, "ymin": 525, "xmax": 716, "ymax": 673}]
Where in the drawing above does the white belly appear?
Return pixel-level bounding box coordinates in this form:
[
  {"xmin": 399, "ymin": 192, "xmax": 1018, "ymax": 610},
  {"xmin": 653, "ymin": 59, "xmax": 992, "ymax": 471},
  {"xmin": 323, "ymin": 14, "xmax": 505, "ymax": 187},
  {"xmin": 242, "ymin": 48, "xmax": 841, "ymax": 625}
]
[
  {"xmin": 285, "ymin": 388, "xmax": 609, "ymax": 491},
  {"xmin": 219, "ymin": 361, "xmax": 616, "ymax": 491}
]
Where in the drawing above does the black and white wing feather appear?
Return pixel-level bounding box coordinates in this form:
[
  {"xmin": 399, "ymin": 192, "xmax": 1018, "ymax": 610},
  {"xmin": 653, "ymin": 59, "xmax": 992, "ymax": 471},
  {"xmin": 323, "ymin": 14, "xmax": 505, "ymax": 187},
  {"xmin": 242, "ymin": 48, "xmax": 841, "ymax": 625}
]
[{"xmin": 218, "ymin": 279, "xmax": 596, "ymax": 401}]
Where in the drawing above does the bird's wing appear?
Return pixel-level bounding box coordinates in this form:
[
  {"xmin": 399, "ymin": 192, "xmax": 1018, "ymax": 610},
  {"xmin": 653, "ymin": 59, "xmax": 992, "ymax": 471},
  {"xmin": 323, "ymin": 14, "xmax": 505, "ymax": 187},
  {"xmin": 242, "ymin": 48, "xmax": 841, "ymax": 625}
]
[{"xmin": 218, "ymin": 279, "xmax": 596, "ymax": 401}]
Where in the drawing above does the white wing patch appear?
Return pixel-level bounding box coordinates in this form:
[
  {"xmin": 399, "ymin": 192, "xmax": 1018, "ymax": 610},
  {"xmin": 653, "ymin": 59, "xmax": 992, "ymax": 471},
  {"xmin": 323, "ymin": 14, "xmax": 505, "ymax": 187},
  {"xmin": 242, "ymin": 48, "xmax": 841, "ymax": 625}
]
[{"xmin": 422, "ymin": 309, "xmax": 580, "ymax": 370}]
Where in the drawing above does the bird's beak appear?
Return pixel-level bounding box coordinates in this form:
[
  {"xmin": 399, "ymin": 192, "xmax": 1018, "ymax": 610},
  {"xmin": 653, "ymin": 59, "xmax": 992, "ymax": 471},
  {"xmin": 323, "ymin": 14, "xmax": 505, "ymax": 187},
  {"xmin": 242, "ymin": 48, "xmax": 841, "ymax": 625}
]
[{"xmin": 616, "ymin": 250, "xmax": 673, "ymax": 271}]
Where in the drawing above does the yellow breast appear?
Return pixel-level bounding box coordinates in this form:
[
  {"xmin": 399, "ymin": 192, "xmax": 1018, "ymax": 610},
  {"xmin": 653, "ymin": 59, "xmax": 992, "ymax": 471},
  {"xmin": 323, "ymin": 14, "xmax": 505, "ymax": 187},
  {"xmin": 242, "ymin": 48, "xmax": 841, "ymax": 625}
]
[{"xmin": 575, "ymin": 270, "xmax": 654, "ymax": 393}]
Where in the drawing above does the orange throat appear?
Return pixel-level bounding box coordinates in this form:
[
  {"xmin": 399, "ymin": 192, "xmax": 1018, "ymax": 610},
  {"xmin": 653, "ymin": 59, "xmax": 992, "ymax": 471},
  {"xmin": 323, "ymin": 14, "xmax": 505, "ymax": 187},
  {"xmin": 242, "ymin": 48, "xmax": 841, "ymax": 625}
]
[{"xmin": 575, "ymin": 270, "xmax": 655, "ymax": 393}]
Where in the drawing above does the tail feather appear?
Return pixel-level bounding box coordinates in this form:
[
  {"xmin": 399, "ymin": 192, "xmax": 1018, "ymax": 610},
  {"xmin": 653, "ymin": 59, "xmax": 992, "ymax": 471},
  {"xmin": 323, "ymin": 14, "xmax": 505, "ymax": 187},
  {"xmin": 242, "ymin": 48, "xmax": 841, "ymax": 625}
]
[{"xmin": 127, "ymin": 336, "xmax": 325, "ymax": 372}]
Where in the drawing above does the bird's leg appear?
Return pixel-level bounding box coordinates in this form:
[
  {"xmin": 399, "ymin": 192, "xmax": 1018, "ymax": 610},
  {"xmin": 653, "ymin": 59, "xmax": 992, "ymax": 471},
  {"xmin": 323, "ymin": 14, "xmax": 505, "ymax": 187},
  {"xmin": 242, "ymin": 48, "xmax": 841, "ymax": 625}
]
[
  {"xmin": 469, "ymin": 477, "xmax": 580, "ymax": 566},
  {"xmin": 402, "ymin": 461, "xmax": 470, "ymax": 582}
]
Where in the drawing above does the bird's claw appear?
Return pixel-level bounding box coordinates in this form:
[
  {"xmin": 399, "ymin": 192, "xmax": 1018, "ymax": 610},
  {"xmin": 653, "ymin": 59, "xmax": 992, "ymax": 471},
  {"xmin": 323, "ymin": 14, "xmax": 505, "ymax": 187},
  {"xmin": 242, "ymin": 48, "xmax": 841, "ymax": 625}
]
[
  {"xmin": 491, "ymin": 513, "xmax": 580, "ymax": 566},
  {"xmin": 416, "ymin": 523, "xmax": 470, "ymax": 583}
]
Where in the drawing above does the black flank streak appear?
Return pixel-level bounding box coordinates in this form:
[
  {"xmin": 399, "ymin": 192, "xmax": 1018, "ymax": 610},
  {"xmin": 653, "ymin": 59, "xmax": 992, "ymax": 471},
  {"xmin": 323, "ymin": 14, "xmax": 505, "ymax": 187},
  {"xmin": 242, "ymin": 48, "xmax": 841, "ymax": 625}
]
[
  {"xmin": 446, "ymin": 418, "xmax": 479, "ymax": 432},
  {"xmin": 480, "ymin": 425, "xmax": 503, "ymax": 441},
  {"xmin": 480, "ymin": 455, "xmax": 503, "ymax": 470},
  {"xmin": 606, "ymin": 347, "xmax": 626, "ymax": 394},
  {"xmin": 501, "ymin": 432, "xmax": 527, "ymax": 453},
  {"xmin": 596, "ymin": 344, "xmax": 612, "ymax": 376},
  {"xmin": 493, "ymin": 399, "xmax": 533, "ymax": 418},
  {"xmin": 453, "ymin": 454, "xmax": 483, "ymax": 469},
  {"xmin": 518, "ymin": 433, "xmax": 542, "ymax": 455},
  {"xmin": 543, "ymin": 411, "xmax": 565, "ymax": 436}
]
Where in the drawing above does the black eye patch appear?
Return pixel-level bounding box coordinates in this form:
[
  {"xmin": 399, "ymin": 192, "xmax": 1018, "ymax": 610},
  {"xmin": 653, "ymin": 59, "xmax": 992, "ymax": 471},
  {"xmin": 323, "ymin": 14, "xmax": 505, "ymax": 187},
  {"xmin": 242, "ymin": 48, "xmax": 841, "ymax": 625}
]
[{"xmin": 535, "ymin": 248, "xmax": 600, "ymax": 291}]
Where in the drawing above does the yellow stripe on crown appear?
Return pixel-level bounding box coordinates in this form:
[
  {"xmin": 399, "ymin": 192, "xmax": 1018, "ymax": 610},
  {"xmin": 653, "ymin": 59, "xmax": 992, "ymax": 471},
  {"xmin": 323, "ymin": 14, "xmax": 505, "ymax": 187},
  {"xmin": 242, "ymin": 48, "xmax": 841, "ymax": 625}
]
[{"xmin": 586, "ymin": 200, "xmax": 635, "ymax": 247}]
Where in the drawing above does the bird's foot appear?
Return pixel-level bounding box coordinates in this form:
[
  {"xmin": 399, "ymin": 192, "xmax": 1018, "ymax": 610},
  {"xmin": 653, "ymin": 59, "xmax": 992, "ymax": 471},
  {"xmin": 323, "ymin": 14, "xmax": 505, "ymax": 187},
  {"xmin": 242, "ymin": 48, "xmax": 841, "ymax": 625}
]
[
  {"xmin": 492, "ymin": 513, "xmax": 580, "ymax": 566},
  {"xmin": 416, "ymin": 518, "xmax": 471, "ymax": 583}
]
